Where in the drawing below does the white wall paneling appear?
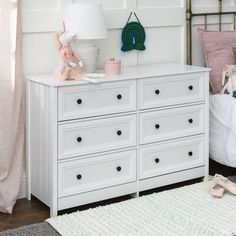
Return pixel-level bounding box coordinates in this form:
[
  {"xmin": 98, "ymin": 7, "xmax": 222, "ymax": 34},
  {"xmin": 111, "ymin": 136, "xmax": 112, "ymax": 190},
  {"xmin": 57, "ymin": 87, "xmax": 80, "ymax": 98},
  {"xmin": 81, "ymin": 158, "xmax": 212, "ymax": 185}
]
[
  {"xmin": 137, "ymin": 0, "xmax": 183, "ymax": 8},
  {"xmin": 96, "ymin": 29, "xmax": 138, "ymax": 68},
  {"xmin": 22, "ymin": 0, "xmax": 236, "ymax": 73},
  {"xmin": 22, "ymin": 0, "xmax": 62, "ymax": 10},
  {"xmin": 22, "ymin": 33, "xmax": 58, "ymax": 75},
  {"xmin": 125, "ymin": 0, "xmax": 136, "ymax": 9},
  {"xmin": 22, "ymin": 0, "xmax": 185, "ymax": 75},
  {"xmin": 72, "ymin": 0, "xmax": 126, "ymax": 9},
  {"xmin": 138, "ymin": 27, "xmax": 184, "ymax": 65}
]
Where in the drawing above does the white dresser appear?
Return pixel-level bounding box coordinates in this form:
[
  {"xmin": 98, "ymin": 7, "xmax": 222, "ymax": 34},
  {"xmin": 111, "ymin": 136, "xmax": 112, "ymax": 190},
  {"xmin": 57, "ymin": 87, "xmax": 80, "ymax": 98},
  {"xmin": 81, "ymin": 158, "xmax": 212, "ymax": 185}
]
[{"xmin": 26, "ymin": 63, "xmax": 210, "ymax": 216}]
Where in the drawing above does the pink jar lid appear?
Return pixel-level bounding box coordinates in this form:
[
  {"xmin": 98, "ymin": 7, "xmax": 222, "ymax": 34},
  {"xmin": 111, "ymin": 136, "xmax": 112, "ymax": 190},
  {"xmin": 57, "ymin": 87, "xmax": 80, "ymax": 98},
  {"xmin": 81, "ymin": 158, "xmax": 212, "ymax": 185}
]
[{"xmin": 105, "ymin": 58, "xmax": 121, "ymax": 64}]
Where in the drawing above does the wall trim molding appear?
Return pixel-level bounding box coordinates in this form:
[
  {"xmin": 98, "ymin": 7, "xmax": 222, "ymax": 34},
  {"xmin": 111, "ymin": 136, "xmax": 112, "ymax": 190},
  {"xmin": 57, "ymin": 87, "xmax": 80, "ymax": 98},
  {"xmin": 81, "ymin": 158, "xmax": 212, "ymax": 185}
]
[{"xmin": 22, "ymin": 7, "xmax": 184, "ymax": 33}]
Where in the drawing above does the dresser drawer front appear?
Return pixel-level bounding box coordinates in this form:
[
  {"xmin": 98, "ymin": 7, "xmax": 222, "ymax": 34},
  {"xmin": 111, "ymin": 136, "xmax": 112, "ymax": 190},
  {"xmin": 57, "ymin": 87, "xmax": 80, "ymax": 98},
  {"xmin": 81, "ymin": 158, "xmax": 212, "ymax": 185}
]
[
  {"xmin": 58, "ymin": 81, "xmax": 136, "ymax": 121},
  {"xmin": 58, "ymin": 115, "xmax": 136, "ymax": 159},
  {"xmin": 140, "ymin": 105, "xmax": 205, "ymax": 144},
  {"xmin": 139, "ymin": 136, "xmax": 205, "ymax": 180},
  {"xmin": 58, "ymin": 150, "xmax": 136, "ymax": 197},
  {"xmin": 139, "ymin": 73, "xmax": 206, "ymax": 110}
]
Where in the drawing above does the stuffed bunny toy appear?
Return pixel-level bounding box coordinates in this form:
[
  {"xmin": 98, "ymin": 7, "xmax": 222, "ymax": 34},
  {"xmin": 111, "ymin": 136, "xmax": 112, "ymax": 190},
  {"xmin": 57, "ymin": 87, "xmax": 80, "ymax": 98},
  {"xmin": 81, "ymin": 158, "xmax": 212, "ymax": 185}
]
[
  {"xmin": 221, "ymin": 65, "xmax": 236, "ymax": 98},
  {"xmin": 55, "ymin": 31, "xmax": 84, "ymax": 80}
]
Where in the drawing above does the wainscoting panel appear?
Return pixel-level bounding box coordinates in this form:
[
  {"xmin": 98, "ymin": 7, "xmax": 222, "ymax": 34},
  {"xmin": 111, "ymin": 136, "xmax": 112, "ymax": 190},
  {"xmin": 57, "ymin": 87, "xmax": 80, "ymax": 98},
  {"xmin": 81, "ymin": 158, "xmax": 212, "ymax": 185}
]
[
  {"xmin": 96, "ymin": 29, "xmax": 138, "ymax": 68},
  {"xmin": 22, "ymin": 33, "xmax": 58, "ymax": 75},
  {"xmin": 137, "ymin": 0, "xmax": 183, "ymax": 8},
  {"xmin": 72, "ymin": 0, "xmax": 126, "ymax": 9},
  {"xmin": 137, "ymin": 27, "xmax": 184, "ymax": 65},
  {"xmin": 22, "ymin": 0, "xmax": 186, "ymax": 75},
  {"xmin": 22, "ymin": 0, "xmax": 62, "ymax": 10}
]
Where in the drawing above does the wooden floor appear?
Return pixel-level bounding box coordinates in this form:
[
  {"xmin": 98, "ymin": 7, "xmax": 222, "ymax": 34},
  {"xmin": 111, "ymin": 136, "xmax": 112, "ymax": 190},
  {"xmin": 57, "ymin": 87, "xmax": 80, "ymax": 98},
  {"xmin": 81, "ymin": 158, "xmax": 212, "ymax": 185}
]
[
  {"xmin": 209, "ymin": 158, "xmax": 236, "ymax": 176},
  {"xmin": 1, "ymin": 160, "xmax": 235, "ymax": 233},
  {"xmin": 0, "ymin": 196, "xmax": 49, "ymax": 232}
]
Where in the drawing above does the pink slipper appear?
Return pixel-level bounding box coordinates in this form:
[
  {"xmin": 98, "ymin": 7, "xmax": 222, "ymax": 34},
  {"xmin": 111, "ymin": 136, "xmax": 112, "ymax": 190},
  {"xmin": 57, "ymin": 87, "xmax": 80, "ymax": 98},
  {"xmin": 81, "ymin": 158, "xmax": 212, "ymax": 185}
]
[
  {"xmin": 214, "ymin": 174, "xmax": 236, "ymax": 195},
  {"xmin": 210, "ymin": 184, "xmax": 225, "ymax": 198}
]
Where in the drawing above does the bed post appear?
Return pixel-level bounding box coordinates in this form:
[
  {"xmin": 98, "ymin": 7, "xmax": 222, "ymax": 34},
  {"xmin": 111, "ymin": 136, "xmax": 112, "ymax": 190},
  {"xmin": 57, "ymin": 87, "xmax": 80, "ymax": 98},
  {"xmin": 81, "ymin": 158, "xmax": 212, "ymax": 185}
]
[
  {"xmin": 219, "ymin": 0, "xmax": 223, "ymax": 31},
  {"xmin": 186, "ymin": 0, "xmax": 192, "ymax": 65}
]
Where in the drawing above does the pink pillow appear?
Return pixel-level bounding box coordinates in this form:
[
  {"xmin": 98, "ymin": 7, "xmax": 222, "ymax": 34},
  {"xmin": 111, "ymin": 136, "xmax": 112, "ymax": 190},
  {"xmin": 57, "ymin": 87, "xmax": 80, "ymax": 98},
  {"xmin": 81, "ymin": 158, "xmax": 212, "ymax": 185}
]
[{"xmin": 198, "ymin": 28, "xmax": 236, "ymax": 93}]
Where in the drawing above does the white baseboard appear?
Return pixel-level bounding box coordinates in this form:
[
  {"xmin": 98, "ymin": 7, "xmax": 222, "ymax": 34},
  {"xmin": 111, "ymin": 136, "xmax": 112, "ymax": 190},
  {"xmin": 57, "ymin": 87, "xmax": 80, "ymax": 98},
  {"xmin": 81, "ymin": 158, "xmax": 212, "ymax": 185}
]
[{"xmin": 18, "ymin": 174, "xmax": 27, "ymax": 199}]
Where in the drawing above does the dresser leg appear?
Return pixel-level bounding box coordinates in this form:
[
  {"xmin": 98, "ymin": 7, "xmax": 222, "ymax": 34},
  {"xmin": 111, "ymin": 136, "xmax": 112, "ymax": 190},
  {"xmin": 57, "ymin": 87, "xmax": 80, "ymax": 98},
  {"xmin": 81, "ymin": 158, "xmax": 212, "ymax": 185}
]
[
  {"xmin": 131, "ymin": 192, "xmax": 139, "ymax": 198},
  {"xmin": 50, "ymin": 207, "xmax": 58, "ymax": 217},
  {"xmin": 203, "ymin": 175, "xmax": 210, "ymax": 182},
  {"xmin": 203, "ymin": 165, "xmax": 210, "ymax": 182},
  {"xmin": 27, "ymin": 193, "xmax": 31, "ymax": 201}
]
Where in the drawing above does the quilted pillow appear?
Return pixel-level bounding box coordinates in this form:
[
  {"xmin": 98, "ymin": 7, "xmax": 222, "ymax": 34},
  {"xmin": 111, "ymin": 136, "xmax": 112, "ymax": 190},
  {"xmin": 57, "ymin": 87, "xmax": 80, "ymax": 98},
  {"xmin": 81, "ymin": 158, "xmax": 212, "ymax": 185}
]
[{"xmin": 198, "ymin": 28, "xmax": 236, "ymax": 93}]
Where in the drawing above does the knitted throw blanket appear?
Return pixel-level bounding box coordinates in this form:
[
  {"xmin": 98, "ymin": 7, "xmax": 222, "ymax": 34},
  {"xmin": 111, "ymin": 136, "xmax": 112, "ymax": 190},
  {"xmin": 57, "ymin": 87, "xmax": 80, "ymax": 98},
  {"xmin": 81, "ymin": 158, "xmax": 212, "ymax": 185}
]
[{"xmin": 47, "ymin": 182, "xmax": 236, "ymax": 236}]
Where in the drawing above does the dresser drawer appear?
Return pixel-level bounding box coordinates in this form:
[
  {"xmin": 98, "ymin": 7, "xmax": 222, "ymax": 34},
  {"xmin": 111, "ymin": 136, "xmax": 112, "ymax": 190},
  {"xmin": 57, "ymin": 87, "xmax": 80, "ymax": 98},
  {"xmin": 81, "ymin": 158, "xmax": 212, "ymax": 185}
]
[
  {"xmin": 140, "ymin": 105, "xmax": 205, "ymax": 145},
  {"xmin": 58, "ymin": 81, "xmax": 136, "ymax": 121},
  {"xmin": 139, "ymin": 136, "xmax": 205, "ymax": 180},
  {"xmin": 58, "ymin": 150, "xmax": 136, "ymax": 197},
  {"xmin": 58, "ymin": 115, "xmax": 136, "ymax": 159},
  {"xmin": 139, "ymin": 73, "xmax": 206, "ymax": 110}
]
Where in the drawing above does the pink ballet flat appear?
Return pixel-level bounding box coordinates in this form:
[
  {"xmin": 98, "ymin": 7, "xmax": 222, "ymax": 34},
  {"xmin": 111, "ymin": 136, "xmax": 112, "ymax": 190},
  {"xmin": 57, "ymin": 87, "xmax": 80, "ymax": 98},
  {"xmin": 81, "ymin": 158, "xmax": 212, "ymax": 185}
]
[
  {"xmin": 210, "ymin": 184, "xmax": 225, "ymax": 198},
  {"xmin": 213, "ymin": 174, "xmax": 236, "ymax": 195}
]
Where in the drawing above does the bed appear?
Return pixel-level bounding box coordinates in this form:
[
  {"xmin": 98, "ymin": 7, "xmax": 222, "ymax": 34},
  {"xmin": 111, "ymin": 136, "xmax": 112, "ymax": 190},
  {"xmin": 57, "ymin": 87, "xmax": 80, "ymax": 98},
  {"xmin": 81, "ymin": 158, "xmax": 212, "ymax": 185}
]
[{"xmin": 186, "ymin": 0, "xmax": 236, "ymax": 168}]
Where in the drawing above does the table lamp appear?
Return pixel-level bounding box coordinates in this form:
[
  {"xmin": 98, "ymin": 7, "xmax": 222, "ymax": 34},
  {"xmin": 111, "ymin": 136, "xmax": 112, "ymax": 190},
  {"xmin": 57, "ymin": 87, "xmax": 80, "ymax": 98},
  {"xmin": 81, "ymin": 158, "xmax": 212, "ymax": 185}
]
[{"xmin": 64, "ymin": 3, "xmax": 108, "ymax": 73}]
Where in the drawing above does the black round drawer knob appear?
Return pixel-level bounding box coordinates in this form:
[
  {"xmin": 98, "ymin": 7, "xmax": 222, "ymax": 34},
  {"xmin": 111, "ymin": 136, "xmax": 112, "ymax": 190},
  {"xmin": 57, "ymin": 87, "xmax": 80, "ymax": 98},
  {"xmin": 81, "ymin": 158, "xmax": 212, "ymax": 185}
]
[
  {"xmin": 116, "ymin": 166, "xmax": 122, "ymax": 172},
  {"xmin": 77, "ymin": 99, "xmax": 82, "ymax": 104},
  {"xmin": 155, "ymin": 124, "xmax": 160, "ymax": 129},
  {"xmin": 189, "ymin": 85, "xmax": 193, "ymax": 91},
  {"xmin": 117, "ymin": 130, "xmax": 122, "ymax": 136},
  {"xmin": 155, "ymin": 158, "xmax": 160, "ymax": 163},
  {"xmin": 188, "ymin": 119, "xmax": 193, "ymax": 124},
  {"xmin": 117, "ymin": 94, "xmax": 122, "ymax": 100},
  {"xmin": 77, "ymin": 174, "xmax": 82, "ymax": 180},
  {"xmin": 77, "ymin": 137, "xmax": 82, "ymax": 143},
  {"xmin": 188, "ymin": 151, "xmax": 193, "ymax": 157},
  {"xmin": 155, "ymin": 90, "xmax": 160, "ymax": 95}
]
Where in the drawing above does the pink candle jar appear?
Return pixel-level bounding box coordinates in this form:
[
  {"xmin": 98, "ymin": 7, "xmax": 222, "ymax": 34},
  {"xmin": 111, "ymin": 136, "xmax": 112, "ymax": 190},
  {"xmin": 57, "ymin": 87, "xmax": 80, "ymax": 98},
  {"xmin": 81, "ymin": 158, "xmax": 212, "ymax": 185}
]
[{"xmin": 104, "ymin": 58, "xmax": 121, "ymax": 77}]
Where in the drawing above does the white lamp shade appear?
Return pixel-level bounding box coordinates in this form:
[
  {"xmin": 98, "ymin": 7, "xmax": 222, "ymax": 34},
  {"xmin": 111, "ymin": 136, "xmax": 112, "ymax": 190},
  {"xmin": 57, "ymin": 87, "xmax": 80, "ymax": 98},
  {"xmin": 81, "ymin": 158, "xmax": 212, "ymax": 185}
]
[{"xmin": 64, "ymin": 3, "xmax": 108, "ymax": 40}]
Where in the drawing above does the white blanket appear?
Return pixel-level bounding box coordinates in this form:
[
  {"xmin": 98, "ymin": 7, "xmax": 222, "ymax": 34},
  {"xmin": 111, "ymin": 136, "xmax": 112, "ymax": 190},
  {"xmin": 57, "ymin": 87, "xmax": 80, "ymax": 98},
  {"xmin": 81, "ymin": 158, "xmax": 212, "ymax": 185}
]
[{"xmin": 210, "ymin": 94, "xmax": 236, "ymax": 167}]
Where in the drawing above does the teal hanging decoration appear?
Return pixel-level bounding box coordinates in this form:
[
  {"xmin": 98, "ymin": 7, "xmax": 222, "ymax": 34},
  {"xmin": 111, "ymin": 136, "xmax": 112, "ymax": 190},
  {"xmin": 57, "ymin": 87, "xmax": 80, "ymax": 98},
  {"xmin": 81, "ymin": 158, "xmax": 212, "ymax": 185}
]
[{"xmin": 121, "ymin": 12, "xmax": 146, "ymax": 52}]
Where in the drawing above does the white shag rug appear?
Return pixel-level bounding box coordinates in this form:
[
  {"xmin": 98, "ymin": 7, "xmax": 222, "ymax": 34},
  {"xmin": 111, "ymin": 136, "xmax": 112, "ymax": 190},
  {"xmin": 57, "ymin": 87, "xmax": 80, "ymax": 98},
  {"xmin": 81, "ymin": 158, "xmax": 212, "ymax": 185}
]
[{"xmin": 47, "ymin": 182, "xmax": 236, "ymax": 236}]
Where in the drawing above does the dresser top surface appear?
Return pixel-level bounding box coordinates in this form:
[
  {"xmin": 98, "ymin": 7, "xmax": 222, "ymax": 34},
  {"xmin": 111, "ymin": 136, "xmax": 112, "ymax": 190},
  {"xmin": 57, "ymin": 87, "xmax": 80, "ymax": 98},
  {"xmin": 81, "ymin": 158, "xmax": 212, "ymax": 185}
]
[{"xmin": 27, "ymin": 63, "xmax": 210, "ymax": 87}]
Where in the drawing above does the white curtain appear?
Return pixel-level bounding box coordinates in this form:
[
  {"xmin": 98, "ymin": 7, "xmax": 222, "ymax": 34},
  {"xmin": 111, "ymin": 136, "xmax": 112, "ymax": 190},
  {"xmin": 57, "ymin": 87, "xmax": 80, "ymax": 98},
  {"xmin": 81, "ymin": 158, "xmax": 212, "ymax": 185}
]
[{"xmin": 0, "ymin": 0, "xmax": 24, "ymax": 213}]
